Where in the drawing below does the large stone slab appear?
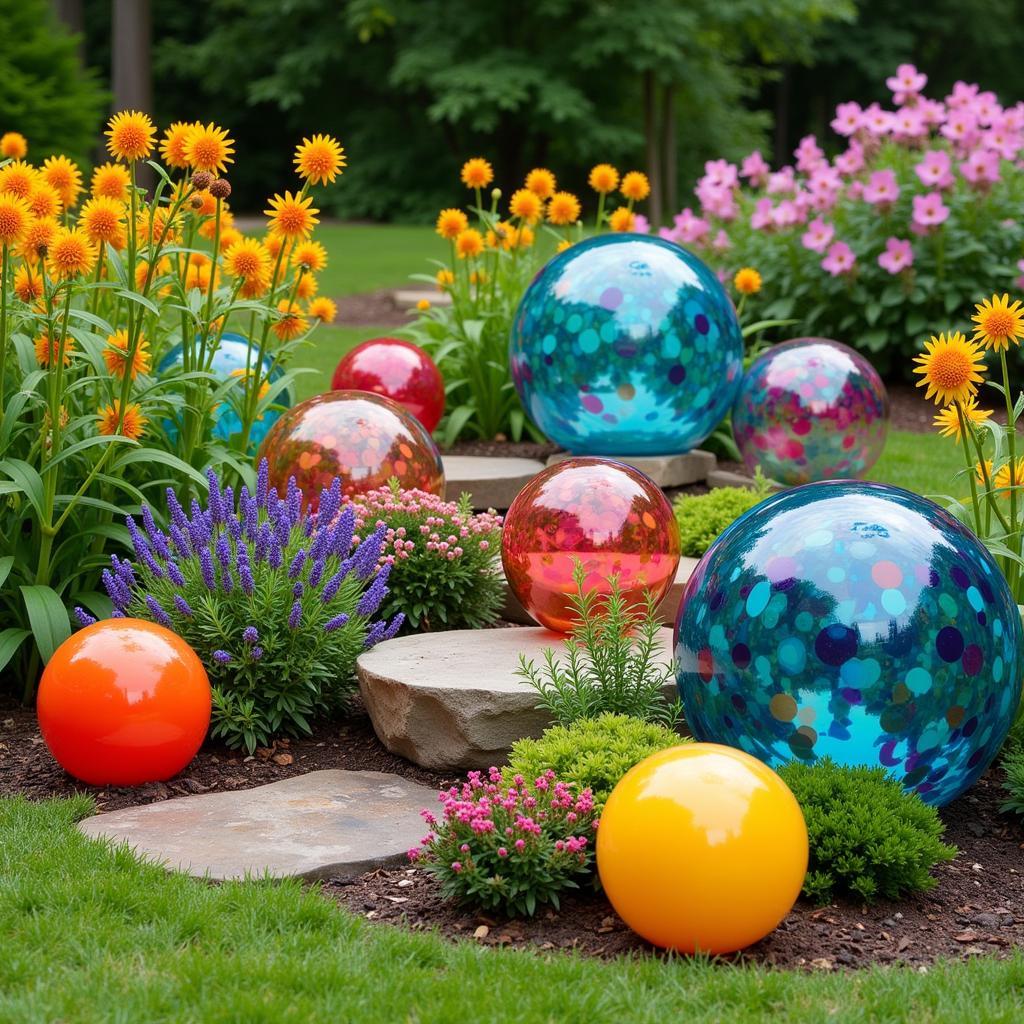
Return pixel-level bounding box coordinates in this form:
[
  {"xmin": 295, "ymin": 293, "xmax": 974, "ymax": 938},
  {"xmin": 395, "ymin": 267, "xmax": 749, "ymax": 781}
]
[
  {"xmin": 546, "ymin": 449, "xmax": 716, "ymax": 488},
  {"xmin": 499, "ymin": 556, "xmax": 699, "ymax": 627},
  {"xmin": 78, "ymin": 770, "xmax": 435, "ymax": 882},
  {"xmin": 357, "ymin": 627, "xmax": 677, "ymax": 770},
  {"xmin": 444, "ymin": 455, "xmax": 545, "ymax": 510}
]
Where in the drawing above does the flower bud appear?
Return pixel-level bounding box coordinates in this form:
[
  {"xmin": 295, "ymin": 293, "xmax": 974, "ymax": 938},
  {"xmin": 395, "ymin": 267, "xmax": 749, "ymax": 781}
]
[
  {"xmin": 209, "ymin": 178, "xmax": 232, "ymax": 200},
  {"xmin": 191, "ymin": 170, "xmax": 213, "ymax": 191}
]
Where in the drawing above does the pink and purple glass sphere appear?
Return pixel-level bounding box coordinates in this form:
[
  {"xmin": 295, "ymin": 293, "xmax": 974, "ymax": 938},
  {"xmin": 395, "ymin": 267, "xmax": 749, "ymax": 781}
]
[{"xmin": 732, "ymin": 338, "xmax": 888, "ymax": 485}]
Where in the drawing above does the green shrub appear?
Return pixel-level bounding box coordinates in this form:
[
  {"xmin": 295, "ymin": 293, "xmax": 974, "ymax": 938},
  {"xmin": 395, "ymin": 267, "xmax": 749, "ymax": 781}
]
[
  {"xmin": 515, "ymin": 563, "xmax": 681, "ymax": 727},
  {"xmin": 673, "ymin": 477, "xmax": 772, "ymax": 557},
  {"xmin": 1000, "ymin": 738, "xmax": 1024, "ymax": 818},
  {"xmin": 777, "ymin": 759, "xmax": 957, "ymax": 904},
  {"xmin": 505, "ymin": 714, "xmax": 685, "ymax": 810}
]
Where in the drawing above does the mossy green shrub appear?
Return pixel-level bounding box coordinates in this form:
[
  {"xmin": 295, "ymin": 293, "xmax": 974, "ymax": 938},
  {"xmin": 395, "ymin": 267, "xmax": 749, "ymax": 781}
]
[
  {"xmin": 505, "ymin": 714, "xmax": 685, "ymax": 810},
  {"xmin": 673, "ymin": 477, "xmax": 772, "ymax": 557},
  {"xmin": 777, "ymin": 759, "xmax": 956, "ymax": 904}
]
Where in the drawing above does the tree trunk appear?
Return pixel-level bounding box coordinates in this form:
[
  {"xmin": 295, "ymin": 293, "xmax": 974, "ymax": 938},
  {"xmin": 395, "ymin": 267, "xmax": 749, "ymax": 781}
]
[
  {"xmin": 774, "ymin": 65, "xmax": 791, "ymax": 167},
  {"xmin": 644, "ymin": 70, "xmax": 663, "ymax": 229},
  {"xmin": 51, "ymin": 0, "xmax": 85, "ymax": 62},
  {"xmin": 662, "ymin": 83, "xmax": 677, "ymax": 218},
  {"xmin": 112, "ymin": 0, "xmax": 152, "ymax": 114}
]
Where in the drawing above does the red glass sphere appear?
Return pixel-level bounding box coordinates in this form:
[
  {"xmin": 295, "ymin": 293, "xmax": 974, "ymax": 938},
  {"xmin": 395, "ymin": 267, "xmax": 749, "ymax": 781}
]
[
  {"xmin": 501, "ymin": 458, "xmax": 681, "ymax": 632},
  {"xmin": 331, "ymin": 337, "xmax": 445, "ymax": 433},
  {"xmin": 37, "ymin": 619, "xmax": 211, "ymax": 786},
  {"xmin": 257, "ymin": 390, "xmax": 445, "ymax": 510}
]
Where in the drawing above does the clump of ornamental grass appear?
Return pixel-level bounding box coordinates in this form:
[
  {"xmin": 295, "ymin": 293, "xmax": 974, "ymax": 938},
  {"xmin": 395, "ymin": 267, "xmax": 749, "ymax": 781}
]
[
  {"xmin": 79, "ymin": 459, "xmax": 403, "ymax": 753},
  {"xmin": 777, "ymin": 759, "xmax": 956, "ymax": 904},
  {"xmin": 505, "ymin": 714, "xmax": 685, "ymax": 810},
  {"xmin": 516, "ymin": 561, "xmax": 682, "ymax": 728},
  {"xmin": 344, "ymin": 481, "xmax": 503, "ymax": 632},
  {"xmin": 409, "ymin": 767, "xmax": 598, "ymax": 917}
]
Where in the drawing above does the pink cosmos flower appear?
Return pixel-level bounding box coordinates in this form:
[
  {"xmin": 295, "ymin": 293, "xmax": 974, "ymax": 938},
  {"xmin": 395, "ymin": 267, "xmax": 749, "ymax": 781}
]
[
  {"xmin": 972, "ymin": 91, "xmax": 1000, "ymax": 126},
  {"xmin": 821, "ymin": 240, "xmax": 856, "ymax": 276},
  {"xmin": 886, "ymin": 63, "xmax": 927, "ymax": 103},
  {"xmin": 702, "ymin": 158, "xmax": 739, "ymax": 190},
  {"xmin": 632, "ymin": 213, "xmax": 650, "ymax": 234},
  {"xmin": 878, "ymin": 237, "xmax": 914, "ymax": 274},
  {"xmin": 834, "ymin": 140, "xmax": 865, "ymax": 176},
  {"xmin": 711, "ymin": 229, "xmax": 731, "ymax": 252},
  {"xmin": 960, "ymin": 147, "xmax": 1001, "ymax": 187},
  {"xmin": 794, "ymin": 134, "xmax": 825, "ymax": 173},
  {"xmin": 946, "ymin": 81, "xmax": 979, "ymax": 110},
  {"xmin": 696, "ymin": 181, "xmax": 737, "ymax": 220},
  {"xmin": 770, "ymin": 199, "xmax": 801, "ymax": 228},
  {"xmin": 982, "ymin": 125, "xmax": 1023, "ymax": 161},
  {"xmin": 766, "ymin": 166, "xmax": 796, "ymax": 195},
  {"xmin": 863, "ymin": 169, "xmax": 900, "ymax": 206},
  {"xmin": 1016, "ymin": 258, "xmax": 1024, "ymax": 291},
  {"xmin": 912, "ymin": 191, "xmax": 950, "ymax": 229},
  {"xmin": 892, "ymin": 106, "xmax": 927, "ymax": 139},
  {"xmin": 750, "ymin": 197, "xmax": 774, "ymax": 230},
  {"xmin": 915, "ymin": 150, "xmax": 954, "ymax": 188},
  {"xmin": 808, "ymin": 165, "xmax": 842, "ymax": 195},
  {"xmin": 847, "ymin": 180, "xmax": 865, "ymax": 200},
  {"xmin": 862, "ymin": 103, "xmax": 894, "ymax": 137},
  {"xmin": 917, "ymin": 98, "xmax": 947, "ymax": 126},
  {"xmin": 831, "ymin": 101, "xmax": 864, "ymax": 137},
  {"xmin": 673, "ymin": 208, "xmax": 710, "ymax": 244},
  {"xmin": 941, "ymin": 110, "xmax": 979, "ymax": 148},
  {"xmin": 740, "ymin": 150, "xmax": 770, "ymax": 187},
  {"xmin": 801, "ymin": 217, "xmax": 834, "ymax": 253}
]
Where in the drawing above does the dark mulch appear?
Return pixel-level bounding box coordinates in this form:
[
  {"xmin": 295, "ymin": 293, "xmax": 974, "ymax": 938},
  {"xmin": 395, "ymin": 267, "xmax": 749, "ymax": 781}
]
[
  {"xmin": 444, "ymin": 438, "xmax": 561, "ymax": 460},
  {"xmin": 335, "ymin": 289, "xmax": 411, "ymax": 329}
]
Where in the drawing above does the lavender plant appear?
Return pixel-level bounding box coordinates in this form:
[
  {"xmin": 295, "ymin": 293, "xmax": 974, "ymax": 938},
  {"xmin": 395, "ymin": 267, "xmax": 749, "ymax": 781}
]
[{"xmin": 78, "ymin": 459, "xmax": 403, "ymax": 752}]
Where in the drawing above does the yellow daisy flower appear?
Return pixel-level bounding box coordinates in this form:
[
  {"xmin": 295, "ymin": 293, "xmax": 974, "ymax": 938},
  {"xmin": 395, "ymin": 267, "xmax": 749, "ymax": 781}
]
[
  {"xmin": 608, "ymin": 207, "xmax": 635, "ymax": 232},
  {"xmin": 971, "ymin": 293, "xmax": 1024, "ymax": 352},
  {"xmin": 455, "ymin": 228, "xmax": 484, "ymax": 259},
  {"xmin": 103, "ymin": 329, "xmax": 151, "ymax": 380},
  {"xmin": 293, "ymin": 134, "xmax": 345, "ymax": 185},
  {"xmin": 547, "ymin": 192, "xmax": 580, "ymax": 227},
  {"xmin": 734, "ymin": 267, "xmax": 762, "ymax": 295},
  {"xmin": 933, "ymin": 396, "xmax": 992, "ymax": 442},
  {"xmin": 0, "ymin": 192, "xmax": 30, "ymax": 245},
  {"xmin": 621, "ymin": 171, "xmax": 651, "ymax": 202},
  {"xmin": 97, "ymin": 400, "xmax": 147, "ymax": 440},
  {"xmin": 588, "ymin": 163, "xmax": 619, "ymax": 194},
  {"xmin": 91, "ymin": 162, "xmax": 131, "ymax": 202},
  {"xmin": 525, "ymin": 168, "xmax": 556, "ymax": 200},
  {"xmin": 308, "ymin": 296, "xmax": 338, "ymax": 322},
  {"xmin": 264, "ymin": 191, "xmax": 319, "ymax": 240},
  {"xmin": 41, "ymin": 155, "xmax": 82, "ymax": 208},
  {"xmin": 460, "ymin": 158, "xmax": 493, "ymax": 190},
  {"xmin": 184, "ymin": 123, "xmax": 235, "ymax": 174},
  {"xmin": 0, "ymin": 131, "xmax": 27, "ymax": 159},
  {"xmin": 913, "ymin": 331, "xmax": 986, "ymax": 406},
  {"xmin": 105, "ymin": 110, "xmax": 156, "ymax": 162},
  {"xmin": 436, "ymin": 207, "xmax": 468, "ymax": 240},
  {"xmin": 509, "ymin": 188, "xmax": 542, "ymax": 225}
]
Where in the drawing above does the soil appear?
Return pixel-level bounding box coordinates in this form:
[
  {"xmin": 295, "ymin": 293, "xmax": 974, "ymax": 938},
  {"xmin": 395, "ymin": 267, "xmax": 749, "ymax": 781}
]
[
  {"xmin": 4, "ymin": 693, "xmax": 1024, "ymax": 971},
  {"xmin": 334, "ymin": 289, "xmax": 411, "ymax": 329}
]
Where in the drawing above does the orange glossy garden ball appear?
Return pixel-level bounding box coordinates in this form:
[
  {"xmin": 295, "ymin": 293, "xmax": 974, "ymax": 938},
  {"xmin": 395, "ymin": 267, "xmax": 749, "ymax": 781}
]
[
  {"xmin": 37, "ymin": 619, "xmax": 211, "ymax": 786},
  {"xmin": 597, "ymin": 744, "xmax": 808, "ymax": 953}
]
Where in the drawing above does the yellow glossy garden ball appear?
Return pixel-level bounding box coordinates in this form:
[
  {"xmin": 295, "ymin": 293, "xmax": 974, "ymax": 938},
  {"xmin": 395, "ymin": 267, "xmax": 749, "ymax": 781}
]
[{"xmin": 597, "ymin": 744, "xmax": 807, "ymax": 953}]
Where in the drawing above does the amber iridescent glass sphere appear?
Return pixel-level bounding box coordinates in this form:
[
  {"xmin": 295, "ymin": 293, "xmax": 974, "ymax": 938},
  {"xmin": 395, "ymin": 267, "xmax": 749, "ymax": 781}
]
[
  {"xmin": 331, "ymin": 337, "xmax": 446, "ymax": 433},
  {"xmin": 37, "ymin": 619, "xmax": 211, "ymax": 786},
  {"xmin": 501, "ymin": 457, "xmax": 680, "ymax": 632},
  {"xmin": 257, "ymin": 390, "xmax": 445, "ymax": 510}
]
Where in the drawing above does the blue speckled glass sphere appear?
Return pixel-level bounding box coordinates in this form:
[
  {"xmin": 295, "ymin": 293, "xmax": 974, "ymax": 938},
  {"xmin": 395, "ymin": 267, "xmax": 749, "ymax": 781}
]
[
  {"xmin": 509, "ymin": 234, "xmax": 743, "ymax": 455},
  {"xmin": 158, "ymin": 333, "xmax": 290, "ymax": 454},
  {"xmin": 674, "ymin": 481, "xmax": 1022, "ymax": 806}
]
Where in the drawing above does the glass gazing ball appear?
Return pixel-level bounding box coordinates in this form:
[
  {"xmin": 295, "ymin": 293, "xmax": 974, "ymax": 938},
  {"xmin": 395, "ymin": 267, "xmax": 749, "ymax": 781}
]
[
  {"xmin": 510, "ymin": 233, "xmax": 743, "ymax": 455},
  {"xmin": 675, "ymin": 481, "xmax": 1023, "ymax": 806},
  {"xmin": 331, "ymin": 337, "xmax": 445, "ymax": 433},
  {"xmin": 732, "ymin": 338, "xmax": 888, "ymax": 486},
  {"xmin": 256, "ymin": 390, "xmax": 445, "ymax": 510},
  {"xmin": 37, "ymin": 619, "xmax": 211, "ymax": 786},
  {"xmin": 158, "ymin": 333, "xmax": 290, "ymax": 455},
  {"xmin": 501, "ymin": 457, "xmax": 680, "ymax": 632},
  {"xmin": 597, "ymin": 744, "xmax": 807, "ymax": 953}
]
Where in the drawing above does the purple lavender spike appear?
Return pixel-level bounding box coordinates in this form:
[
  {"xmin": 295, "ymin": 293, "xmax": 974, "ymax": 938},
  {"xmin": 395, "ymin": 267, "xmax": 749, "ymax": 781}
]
[
  {"xmin": 381, "ymin": 613, "xmax": 405, "ymax": 641},
  {"xmin": 286, "ymin": 478, "xmax": 302, "ymax": 525},
  {"xmin": 74, "ymin": 606, "xmax": 97, "ymax": 627},
  {"xmin": 268, "ymin": 543, "xmax": 282, "ymax": 570},
  {"xmin": 199, "ymin": 548, "xmax": 216, "ymax": 590},
  {"xmin": 255, "ymin": 522, "xmax": 273, "ymax": 562},
  {"xmin": 292, "ymin": 580, "xmax": 304, "ymax": 598},
  {"xmin": 356, "ymin": 562, "xmax": 391, "ymax": 616},
  {"xmin": 237, "ymin": 547, "xmax": 254, "ymax": 595},
  {"xmin": 207, "ymin": 468, "xmax": 224, "ymax": 524},
  {"xmin": 256, "ymin": 458, "xmax": 270, "ymax": 507},
  {"xmin": 212, "ymin": 650, "xmax": 232, "ymax": 665},
  {"xmin": 222, "ymin": 485, "xmax": 234, "ymax": 515},
  {"xmin": 145, "ymin": 594, "xmax": 172, "ymax": 627},
  {"xmin": 102, "ymin": 569, "xmax": 129, "ymax": 611},
  {"xmin": 363, "ymin": 619, "xmax": 388, "ymax": 647},
  {"xmin": 242, "ymin": 626, "xmax": 259, "ymax": 645},
  {"xmin": 226, "ymin": 514, "xmax": 242, "ymax": 540},
  {"xmin": 141, "ymin": 504, "xmax": 159, "ymax": 538},
  {"xmin": 321, "ymin": 569, "xmax": 345, "ymax": 603},
  {"xmin": 173, "ymin": 594, "xmax": 194, "ymax": 617},
  {"xmin": 288, "ymin": 549, "xmax": 307, "ymax": 579},
  {"xmin": 309, "ymin": 556, "xmax": 325, "ymax": 587},
  {"xmin": 354, "ymin": 524, "xmax": 387, "ymax": 579},
  {"xmin": 215, "ymin": 534, "xmax": 232, "ymax": 568},
  {"xmin": 324, "ymin": 612, "xmax": 349, "ymax": 633},
  {"xmin": 169, "ymin": 523, "xmax": 192, "ymax": 559},
  {"xmin": 166, "ymin": 488, "xmax": 189, "ymax": 530},
  {"xmin": 125, "ymin": 516, "xmax": 149, "ymax": 560},
  {"xmin": 243, "ymin": 496, "xmax": 258, "ymax": 540},
  {"xmin": 331, "ymin": 506, "xmax": 355, "ymax": 556},
  {"xmin": 139, "ymin": 546, "xmax": 165, "ymax": 579},
  {"xmin": 318, "ymin": 478, "xmax": 342, "ymax": 528},
  {"xmin": 167, "ymin": 561, "xmax": 186, "ymax": 586},
  {"xmin": 250, "ymin": 646, "xmax": 264, "ymax": 660},
  {"xmin": 288, "ymin": 599, "xmax": 302, "ymax": 629},
  {"xmin": 274, "ymin": 513, "xmax": 291, "ymax": 549}
]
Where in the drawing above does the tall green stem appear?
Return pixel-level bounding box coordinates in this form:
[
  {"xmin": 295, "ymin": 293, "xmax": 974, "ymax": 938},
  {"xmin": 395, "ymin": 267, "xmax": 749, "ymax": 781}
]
[{"xmin": 1000, "ymin": 349, "xmax": 1019, "ymax": 594}]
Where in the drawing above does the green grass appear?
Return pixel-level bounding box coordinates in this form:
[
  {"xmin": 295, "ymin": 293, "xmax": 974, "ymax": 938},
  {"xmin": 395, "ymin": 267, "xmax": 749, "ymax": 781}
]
[
  {"xmin": 4, "ymin": 797, "xmax": 1024, "ymax": 1023},
  {"xmin": 866, "ymin": 429, "xmax": 965, "ymax": 498},
  {"xmin": 289, "ymin": 324, "xmax": 395, "ymax": 403},
  {"xmin": 315, "ymin": 223, "xmax": 442, "ymax": 297}
]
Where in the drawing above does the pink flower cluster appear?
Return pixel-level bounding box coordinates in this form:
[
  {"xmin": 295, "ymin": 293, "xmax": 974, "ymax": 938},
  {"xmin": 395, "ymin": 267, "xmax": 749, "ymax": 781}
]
[
  {"xmin": 344, "ymin": 487, "xmax": 502, "ymax": 566},
  {"xmin": 650, "ymin": 66, "xmax": 1024, "ymax": 281}
]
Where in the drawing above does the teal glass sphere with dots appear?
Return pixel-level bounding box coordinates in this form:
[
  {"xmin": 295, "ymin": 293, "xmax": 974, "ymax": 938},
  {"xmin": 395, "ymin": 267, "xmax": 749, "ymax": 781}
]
[{"xmin": 509, "ymin": 234, "xmax": 743, "ymax": 455}]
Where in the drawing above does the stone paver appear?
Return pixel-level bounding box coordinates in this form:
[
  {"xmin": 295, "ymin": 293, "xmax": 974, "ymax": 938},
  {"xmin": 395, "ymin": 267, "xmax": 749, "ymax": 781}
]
[
  {"xmin": 78, "ymin": 770, "xmax": 435, "ymax": 881},
  {"xmin": 357, "ymin": 627, "xmax": 677, "ymax": 770},
  {"xmin": 546, "ymin": 449, "xmax": 716, "ymax": 487},
  {"xmin": 393, "ymin": 288, "xmax": 452, "ymax": 308},
  {"xmin": 444, "ymin": 455, "xmax": 545, "ymax": 509}
]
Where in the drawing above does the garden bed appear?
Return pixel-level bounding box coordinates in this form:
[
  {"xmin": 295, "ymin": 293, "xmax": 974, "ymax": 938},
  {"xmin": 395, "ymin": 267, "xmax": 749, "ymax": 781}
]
[{"xmin": 3, "ymin": 694, "xmax": 1022, "ymax": 972}]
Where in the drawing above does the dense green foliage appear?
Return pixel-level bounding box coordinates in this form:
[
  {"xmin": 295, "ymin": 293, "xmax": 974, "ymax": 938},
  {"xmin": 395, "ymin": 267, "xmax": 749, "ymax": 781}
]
[
  {"xmin": 505, "ymin": 714, "xmax": 684, "ymax": 810},
  {"xmin": 778, "ymin": 759, "xmax": 957, "ymax": 904},
  {"xmin": 516, "ymin": 563, "xmax": 681, "ymax": 727},
  {"xmin": 673, "ymin": 480, "xmax": 773, "ymax": 557},
  {"xmin": 0, "ymin": 0, "xmax": 106, "ymax": 165}
]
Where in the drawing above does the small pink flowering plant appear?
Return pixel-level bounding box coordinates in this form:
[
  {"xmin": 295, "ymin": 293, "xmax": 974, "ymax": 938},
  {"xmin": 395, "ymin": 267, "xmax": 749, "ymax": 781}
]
[
  {"xmin": 344, "ymin": 480, "xmax": 503, "ymax": 632},
  {"xmin": 652, "ymin": 67, "xmax": 1024, "ymax": 373},
  {"xmin": 409, "ymin": 767, "xmax": 598, "ymax": 917}
]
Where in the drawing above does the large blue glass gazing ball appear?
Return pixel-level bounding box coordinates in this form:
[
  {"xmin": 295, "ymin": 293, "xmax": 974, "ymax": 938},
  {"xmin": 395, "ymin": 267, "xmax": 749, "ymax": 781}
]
[
  {"xmin": 158, "ymin": 333, "xmax": 290, "ymax": 454},
  {"xmin": 509, "ymin": 234, "xmax": 743, "ymax": 455},
  {"xmin": 674, "ymin": 481, "xmax": 1022, "ymax": 806}
]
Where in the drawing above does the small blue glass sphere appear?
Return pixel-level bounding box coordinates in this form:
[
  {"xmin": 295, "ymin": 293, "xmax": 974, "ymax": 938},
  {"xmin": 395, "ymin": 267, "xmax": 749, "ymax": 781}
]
[
  {"xmin": 509, "ymin": 234, "xmax": 743, "ymax": 455},
  {"xmin": 674, "ymin": 481, "xmax": 1022, "ymax": 806},
  {"xmin": 158, "ymin": 333, "xmax": 290, "ymax": 454}
]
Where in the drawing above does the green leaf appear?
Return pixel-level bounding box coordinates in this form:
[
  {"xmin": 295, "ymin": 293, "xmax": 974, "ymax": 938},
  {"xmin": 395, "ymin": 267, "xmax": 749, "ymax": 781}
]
[
  {"xmin": 113, "ymin": 447, "xmax": 209, "ymax": 488},
  {"xmin": 0, "ymin": 555, "xmax": 14, "ymax": 588},
  {"xmin": 0, "ymin": 458, "xmax": 46, "ymax": 520},
  {"xmin": 0, "ymin": 629, "xmax": 30, "ymax": 674},
  {"xmin": 42, "ymin": 433, "xmax": 137, "ymax": 474},
  {"xmin": 20, "ymin": 585, "xmax": 71, "ymax": 663},
  {"xmin": 75, "ymin": 590, "xmax": 114, "ymax": 622}
]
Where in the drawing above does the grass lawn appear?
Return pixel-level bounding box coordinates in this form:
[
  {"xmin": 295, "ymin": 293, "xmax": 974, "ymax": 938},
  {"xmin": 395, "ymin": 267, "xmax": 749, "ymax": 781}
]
[
  {"xmin": 4, "ymin": 796, "xmax": 1024, "ymax": 1023},
  {"xmin": 290, "ymin": 324, "xmax": 395, "ymax": 403},
  {"xmin": 866, "ymin": 428, "xmax": 964, "ymax": 498},
  {"xmin": 315, "ymin": 223, "xmax": 442, "ymax": 297}
]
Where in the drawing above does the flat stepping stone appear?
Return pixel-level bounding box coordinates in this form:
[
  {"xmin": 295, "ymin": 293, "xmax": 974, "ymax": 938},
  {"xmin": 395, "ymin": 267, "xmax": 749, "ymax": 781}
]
[
  {"xmin": 78, "ymin": 770, "xmax": 435, "ymax": 882},
  {"xmin": 444, "ymin": 455, "xmax": 545, "ymax": 509},
  {"xmin": 393, "ymin": 288, "xmax": 452, "ymax": 307},
  {"xmin": 357, "ymin": 627, "xmax": 677, "ymax": 771},
  {"xmin": 546, "ymin": 449, "xmax": 717, "ymax": 488},
  {"xmin": 499, "ymin": 556, "xmax": 699, "ymax": 627}
]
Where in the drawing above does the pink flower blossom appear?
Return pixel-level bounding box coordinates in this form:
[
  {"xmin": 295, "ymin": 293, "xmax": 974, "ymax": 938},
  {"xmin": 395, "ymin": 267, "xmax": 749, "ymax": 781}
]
[
  {"xmin": 886, "ymin": 63, "xmax": 927, "ymax": 103},
  {"xmin": 766, "ymin": 166, "xmax": 796, "ymax": 195},
  {"xmin": 941, "ymin": 110, "xmax": 979, "ymax": 148},
  {"xmin": 794, "ymin": 134, "xmax": 825, "ymax": 173},
  {"xmin": 972, "ymin": 90, "xmax": 1000, "ymax": 126},
  {"xmin": 831, "ymin": 101, "xmax": 863, "ymax": 137},
  {"xmin": 451, "ymin": 861, "xmax": 462, "ymax": 872},
  {"xmin": 918, "ymin": 98, "xmax": 947, "ymax": 126},
  {"xmin": 892, "ymin": 106, "xmax": 927, "ymax": 139},
  {"xmin": 770, "ymin": 198, "xmax": 802, "ymax": 228},
  {"xmin": 801, "ymin": 217, "xmax": 834, "ymax": 253},
  {"xmin": 821, "ymin": 240, "xmax": 856, "ymax": 276},
  {"xmin": 632, "ymin": 213, "xmax": 650, "ymax": 234},
  {"xmin": 711, "ymin": 229, "xmax": 731, "ymax": 252},
  {"xmin": 1016, "ymin": 258, "xmax": 1024, "ymax": 291},
  {"xmin": 982, "ymin": 125, "xmax": 1023, "ymax": 161},
  {"xmin": 847, "ymin": 180, "xmax": 864, "ymax": 200},
  {"xmin": 878, "ymin": 237, "xmax": 914, "ymax": 274},
  {"xmin": 833, "ymin": 140, "xmax": 865, "ymax": 176},
  {"xmin": 862, "ymin": 103, "xmax": 894, "ymax": 137},
  {"xmin": 808, "ymin": 165, "xmax": 841, "ymax": 195},
  {"xmin": 672, "ymin": 208, "xmax": 710, "ymax": 244},
  {"xmin": 740, "ymin": 150, "xmax": 770, "ymax": 186},
  {"xmin": 915, "ymin": 149, "xmax": 954, "ymax": 189},
  {"xmin": 702, "ymin": 158, "xmax": 739, "ymax": 190},
  {"xmin": 750, "ymin": 197, "xmax": 774, "ymax": 231},
  {"xmin": 960, "ymin": 147, "xmax": 1001, "ymax": 187},
  {"xmin": 911, "ymin": 191, "xmax": 950, "ymax": 229},
  {"xmin": 946, "ymin": 81, "xmax": 979, "ymax": 110},
  {"xmin": 696, "ymin": 181, "xmax": 737, "ymax": 220},
  {"xmin": 863, "ymin": 169, "xmax": 900, "ymax": 207}
]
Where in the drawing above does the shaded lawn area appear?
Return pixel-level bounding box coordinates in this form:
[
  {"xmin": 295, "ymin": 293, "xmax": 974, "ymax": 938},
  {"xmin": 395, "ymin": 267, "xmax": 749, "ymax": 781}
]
[
  {"xmin": 315, "ymin": 223, "xmax": 443, "ymax": 297},
  {"xmin": 4, "ymin": 797, "xmax": 1024, "ymax": 1023}
]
